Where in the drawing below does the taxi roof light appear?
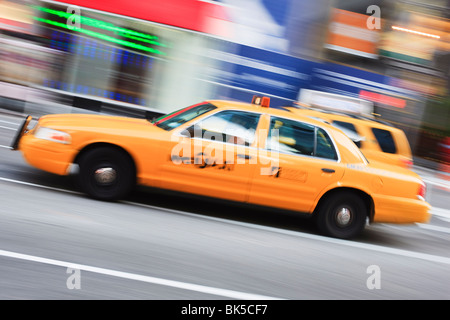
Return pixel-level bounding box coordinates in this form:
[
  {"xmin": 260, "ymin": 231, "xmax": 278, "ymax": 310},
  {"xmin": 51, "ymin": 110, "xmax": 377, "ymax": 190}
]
[{"xmin": 252, "ymin": 95, "xmax": 270, "ymax": 108}]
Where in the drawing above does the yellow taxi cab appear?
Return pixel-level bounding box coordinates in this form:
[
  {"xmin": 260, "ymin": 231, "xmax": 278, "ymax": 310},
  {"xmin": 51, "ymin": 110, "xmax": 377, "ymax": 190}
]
[
  {"xmin": 282, "ymin": 105, "xmax": 413, "ymax": 169},
  {"xmin": 11, "ymin": 96, "xmax": 430, "ymax": 239}
]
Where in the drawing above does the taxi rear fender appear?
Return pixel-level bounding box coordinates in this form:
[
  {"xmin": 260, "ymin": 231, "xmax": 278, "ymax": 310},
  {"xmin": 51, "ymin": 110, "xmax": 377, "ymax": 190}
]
[{"xmin": 312, "ymin": 186, "xmax": 375, "ymax": 222}]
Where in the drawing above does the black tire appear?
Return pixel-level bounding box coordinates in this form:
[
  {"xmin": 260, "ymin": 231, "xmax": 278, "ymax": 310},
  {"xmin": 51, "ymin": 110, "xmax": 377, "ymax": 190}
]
[
  {"xmin": 76, "ymin": 147, "xmax": 135, "ymax": 201},
  {"xmin": 315, "ymin": 191, "xmax": 367, "ymax": 239}
]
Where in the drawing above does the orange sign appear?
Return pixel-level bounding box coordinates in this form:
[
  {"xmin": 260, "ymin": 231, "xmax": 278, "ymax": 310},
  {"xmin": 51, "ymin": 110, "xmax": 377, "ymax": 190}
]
[{"xmin": 325, "ymin": 8, "xmax": 380, "ymax": 58}]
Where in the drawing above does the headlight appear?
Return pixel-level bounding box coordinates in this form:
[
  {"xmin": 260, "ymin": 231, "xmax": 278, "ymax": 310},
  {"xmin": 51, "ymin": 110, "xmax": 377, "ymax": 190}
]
[{"xmin": 34, "ymin": 127, "xmax": 72, "ymax": 144}]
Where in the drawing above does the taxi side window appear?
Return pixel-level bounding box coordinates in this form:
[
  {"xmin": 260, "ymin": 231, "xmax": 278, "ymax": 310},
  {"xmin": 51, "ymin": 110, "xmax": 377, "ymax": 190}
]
[
  {"xmin": 266, "ymin": 117, "xmax": 315, "ymax": 156},
  {"xmin": 267, "ymin": 117, "xmax": 338, "ymax": 160},
  {"xmin": 372, "ymin": 128, "xmax": 397, "ymax": 154},
  {"xmin": 316, "ymin": 128, "xmax": 338, "ymax": 160},
  {"xmin": 182, "ymin": 110, "xmax": 260, "ymax": 146}
]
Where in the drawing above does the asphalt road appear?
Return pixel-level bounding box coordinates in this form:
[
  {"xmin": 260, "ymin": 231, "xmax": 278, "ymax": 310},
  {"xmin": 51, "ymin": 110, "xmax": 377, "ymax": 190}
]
[{"xmin": 0, "ymin": 112, "xmax": 449, "ymax": 301}]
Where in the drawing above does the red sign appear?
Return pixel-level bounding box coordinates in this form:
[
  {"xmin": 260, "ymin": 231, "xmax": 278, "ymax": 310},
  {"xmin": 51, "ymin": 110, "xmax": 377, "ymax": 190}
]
[
  {"xmin": 359, "ymin": 90, "xmax": 406, "ymax": 109},
  {"xmin": 53, "ymin": 0, "xmax": 229, "ymax": 34}
]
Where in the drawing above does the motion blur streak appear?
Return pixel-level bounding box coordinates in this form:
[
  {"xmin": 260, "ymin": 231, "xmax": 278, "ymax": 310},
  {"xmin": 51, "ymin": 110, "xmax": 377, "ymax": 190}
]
[
  {"xmin": 1, "ymin": 0, "xmax": 448, "ymax": 166},
  {"xmin": 0, "ymin": 174, "xmax": 449, "ymax": 266},
  {"xmin": 0, "ymin": 0, "xmax": 449, "ymax": 300}
]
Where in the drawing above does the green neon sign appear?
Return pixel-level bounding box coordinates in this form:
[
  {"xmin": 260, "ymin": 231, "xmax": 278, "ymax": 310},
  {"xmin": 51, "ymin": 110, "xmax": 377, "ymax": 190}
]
[{"xmin": 33, "ymin": 6, "xmax": 167, "ymax": 55}]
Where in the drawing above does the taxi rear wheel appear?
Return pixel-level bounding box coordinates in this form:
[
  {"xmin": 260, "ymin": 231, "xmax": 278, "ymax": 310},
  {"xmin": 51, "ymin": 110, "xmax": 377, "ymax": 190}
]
[
  {"xmin": 315, "ymin": 191, "xmax": 367, "ymax": 239},
  {"xmin": 76, "ymin": 147, "xmax": 135, "ymax": 201}
]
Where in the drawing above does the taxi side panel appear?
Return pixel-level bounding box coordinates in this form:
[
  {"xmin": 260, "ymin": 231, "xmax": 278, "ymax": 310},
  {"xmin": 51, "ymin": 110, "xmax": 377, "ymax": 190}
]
[{"xmin": 317, "ymin": 164, "xmax": 431, "ymax": 224}]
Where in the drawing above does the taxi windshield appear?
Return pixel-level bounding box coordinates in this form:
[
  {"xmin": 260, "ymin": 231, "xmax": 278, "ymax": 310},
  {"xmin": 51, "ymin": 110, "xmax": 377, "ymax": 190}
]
[{"xmin": 153, "ymin": 103, "xmax": 217, "ymax": 131}]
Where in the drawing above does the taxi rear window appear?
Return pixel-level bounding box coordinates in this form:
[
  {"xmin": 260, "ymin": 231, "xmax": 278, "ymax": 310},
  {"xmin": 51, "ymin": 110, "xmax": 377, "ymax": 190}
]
[
  {"xmin": 267, "ymin": 118, "xmax": 315, "ymax": 156},
  {"xmin": 372, "ymin": 128, "xmax": 397, "ymax": 154},
  {"xmin": 266, "ymin": 117, "xmax": 338, "ymax": 160}
]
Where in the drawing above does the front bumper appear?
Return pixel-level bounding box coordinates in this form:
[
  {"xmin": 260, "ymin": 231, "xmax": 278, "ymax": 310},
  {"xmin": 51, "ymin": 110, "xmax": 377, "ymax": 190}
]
[
  {"xmin": 10, "ymin": 115, "xmax": 32, "ymax": 150},
  {"xmin": 18, "ymin": 133, "xmax": 77, "ymax": 176}
]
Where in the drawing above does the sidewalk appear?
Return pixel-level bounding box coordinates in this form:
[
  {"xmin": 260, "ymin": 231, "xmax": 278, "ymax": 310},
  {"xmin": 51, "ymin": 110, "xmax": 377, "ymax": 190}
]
[
  {"xmin": 412, "ymin": 162, "xmax": 450, "ymax": 189},
  {"xmin": 0, "ymin": 81, "xmax": 93, "ymax": 118},
  {"xmin": 0, "ymin": 81, "xmax": 163, "ymax": 120}
]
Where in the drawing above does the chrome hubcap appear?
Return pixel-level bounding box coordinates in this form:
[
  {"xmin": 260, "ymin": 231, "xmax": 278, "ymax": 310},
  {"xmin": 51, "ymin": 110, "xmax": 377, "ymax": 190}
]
[
  {"xmin": 94, "ymin": 167, "xmax": 117, "ymax": 185},
  {"xmin": 336, "ymin": 207, "xmax": 352, "ymax": 226}
]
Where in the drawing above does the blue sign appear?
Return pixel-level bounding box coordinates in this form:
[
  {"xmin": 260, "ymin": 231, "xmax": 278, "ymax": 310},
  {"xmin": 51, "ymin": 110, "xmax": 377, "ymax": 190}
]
[
  {"xmin": 205, "ymin": 41, "xmax": 420, "ymax": 109},
  {"xmin": 209, "ymin": 43, "xmax": 318, "ymax": 107},
  {"xmin": 309, "ymin": 62, "xmax": 421, "ymax": 101}
]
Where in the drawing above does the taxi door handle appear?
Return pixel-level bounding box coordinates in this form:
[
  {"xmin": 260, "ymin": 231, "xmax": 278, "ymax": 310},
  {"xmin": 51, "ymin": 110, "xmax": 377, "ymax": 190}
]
[
  {"xmin": 237, "ymin": 154, "xmax": 252, "ymax": 160},
  {"xmin": 321, "ymin": 168, "xmax": 335, "ymax": 173}
]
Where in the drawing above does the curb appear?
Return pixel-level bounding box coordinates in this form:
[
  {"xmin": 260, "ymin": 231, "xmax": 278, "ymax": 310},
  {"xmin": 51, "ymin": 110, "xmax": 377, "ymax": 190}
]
[{"xmin": 0, "ymin": 81, "xmax": 165, "ymax": 120}]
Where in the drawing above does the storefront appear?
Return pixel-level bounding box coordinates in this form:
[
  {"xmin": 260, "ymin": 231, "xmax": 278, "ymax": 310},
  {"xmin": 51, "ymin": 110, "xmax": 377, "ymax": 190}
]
[
  {"xmin": 321, "ymin": 0, "xmax": 449, "ymax": 161},
  {"xmin": 1, "ymin": 0, "xmax": 448, "ymax": 163}
]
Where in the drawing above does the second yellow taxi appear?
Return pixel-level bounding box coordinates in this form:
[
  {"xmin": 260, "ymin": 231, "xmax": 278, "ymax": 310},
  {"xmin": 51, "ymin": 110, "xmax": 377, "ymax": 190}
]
[{"xmin": 282, "ymin": 105, "xmax": 414, "ymax": 169}]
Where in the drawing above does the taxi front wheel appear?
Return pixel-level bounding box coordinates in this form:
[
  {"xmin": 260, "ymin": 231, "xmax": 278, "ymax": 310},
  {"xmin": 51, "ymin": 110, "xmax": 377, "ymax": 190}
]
[
  {"xmin": 315, "ymin": 191, "xmax": 367, "ymax": 239},
  {"xmin": 76, "ymin": 147, "xmax": 135, "ymax": 201}
]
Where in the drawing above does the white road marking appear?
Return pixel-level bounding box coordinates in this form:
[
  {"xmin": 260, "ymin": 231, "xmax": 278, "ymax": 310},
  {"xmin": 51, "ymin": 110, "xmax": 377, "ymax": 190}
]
[
  {"xmin": 0, "ymin": 119, "xmax": 20, "ymax": 126},
  {"xmin": 416, "ymin": 223, "xmax": 450, "ymax": 234},
  {"xmin": 0, "ymin": 249, "xmax": 282, "ymax": 300},
  {"xmin": 424, "ymin": 178, "xmax": 450, "ymax": 191},
  {"xmin": 0, "ymin": 125, "xmax": 16, "ymax": 131},
  {"xmin": 1, "ymin": 176, "xmax": 450, "ymax": 266},
  {"xmin": 431, "ymin": 207, "xmax": 450, "ymax": 222},
  {"xmin": 434, "ymin": 216, "xmax": 450, "ymax": 223},
  {"xmin": 0, "ymin": 145, "xmax": 12, "ymax": 149}
]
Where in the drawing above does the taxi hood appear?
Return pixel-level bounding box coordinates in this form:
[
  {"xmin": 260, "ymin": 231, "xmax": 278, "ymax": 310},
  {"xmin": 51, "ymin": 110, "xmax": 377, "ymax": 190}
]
[{"xmin": 36, "ymin": 113, "xmax": 158, "ymax": 132}]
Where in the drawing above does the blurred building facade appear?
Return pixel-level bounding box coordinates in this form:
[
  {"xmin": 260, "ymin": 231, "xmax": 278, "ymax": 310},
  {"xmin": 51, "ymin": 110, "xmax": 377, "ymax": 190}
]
[{"xmin": 0, "ymin": 0, "xmax": 449, "ymax": 164}]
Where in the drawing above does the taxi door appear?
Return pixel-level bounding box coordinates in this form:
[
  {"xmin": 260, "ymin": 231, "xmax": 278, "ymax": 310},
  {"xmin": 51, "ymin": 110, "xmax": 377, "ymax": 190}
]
[
  {"xmin": 249, "ymin": 116, "xmax": 345, "ymax": 213},
  {"xmin": 158, "ymin": 109, "xmax": 263, "ymax": 202}
]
